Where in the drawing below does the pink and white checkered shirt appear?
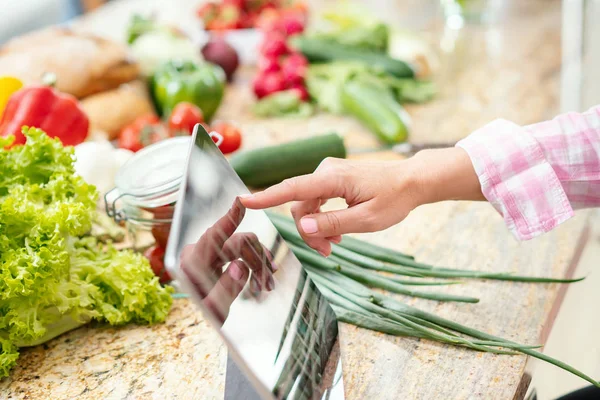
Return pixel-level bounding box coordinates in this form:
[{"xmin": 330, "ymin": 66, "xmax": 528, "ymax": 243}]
[{"xmin": 457, "ymin": 105, "xmax": 600, "ymax": 241}]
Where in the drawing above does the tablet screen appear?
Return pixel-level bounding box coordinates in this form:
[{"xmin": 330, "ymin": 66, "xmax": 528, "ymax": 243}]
[{"xmin": 165, "ymin": 124, "xmax": 344, "ymax": 400}]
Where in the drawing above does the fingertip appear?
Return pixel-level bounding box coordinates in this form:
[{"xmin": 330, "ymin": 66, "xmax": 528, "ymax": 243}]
[
  {"xmin": 317, "ymin": 242, "xmax": 332, "ymax": 257},
  {"xmin": 328, "ymin": 235, "xmax": 342, "ymax": 244}
]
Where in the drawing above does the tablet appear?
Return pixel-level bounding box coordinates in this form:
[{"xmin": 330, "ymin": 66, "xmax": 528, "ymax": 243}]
[{"xmin": 164, "ymin": 124, "xmax": 345, "ymax": 400}]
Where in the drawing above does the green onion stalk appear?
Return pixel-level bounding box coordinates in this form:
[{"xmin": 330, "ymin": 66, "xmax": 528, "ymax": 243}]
[{"xmin": 266, "ymin": 212, "xmax": 599, "ymax": 387}]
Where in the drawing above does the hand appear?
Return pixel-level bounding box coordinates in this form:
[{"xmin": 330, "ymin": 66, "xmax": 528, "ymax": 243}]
[
  {"xmin": 241, "ymin": 148, "xmax": 483, "ymax": 256},
  {"xmin": 180, "ymin": 198, "xmax": 276, "ymax": 325}
]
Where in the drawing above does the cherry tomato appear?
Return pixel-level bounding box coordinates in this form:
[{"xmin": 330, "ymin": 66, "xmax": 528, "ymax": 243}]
[
  {"xmin": 210, "ymin": 122, "xmax": 242, "ymax": 154},
  {"xmin": 144, "ymin": 245, "xmax": 171, "ymax": 284},
  {"xmin": 118, "ymin": 114, "xmax": 167, "ymax": 152},
  {"xmin": 168, "ymin": 102, "xmax": 204, "ymax": 136}
]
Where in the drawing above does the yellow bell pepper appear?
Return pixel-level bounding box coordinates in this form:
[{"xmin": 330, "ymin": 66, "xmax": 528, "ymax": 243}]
[{"xmin": 0, "ymin": 76, "xmax": 24, "ymax": 119}]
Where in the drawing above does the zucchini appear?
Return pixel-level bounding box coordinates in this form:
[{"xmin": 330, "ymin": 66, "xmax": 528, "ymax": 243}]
[
  {"xmin": 230, "ymin": 133, "xmax": 347, "ymax": 188},
  {"xmin": 341, "ymin": 80, "xmax": 410, "ymax": 144},
  {"xmin": 292, "ymin": 36, "xmax": 416, "ymax": 78}
]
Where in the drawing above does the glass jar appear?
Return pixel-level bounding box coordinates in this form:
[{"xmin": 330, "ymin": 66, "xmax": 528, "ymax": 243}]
[{"xmin": 104, "ymin": 137, "xmax": 193, "ymax": 250}]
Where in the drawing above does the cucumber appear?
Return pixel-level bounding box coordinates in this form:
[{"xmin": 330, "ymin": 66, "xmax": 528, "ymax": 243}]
[
  {"xmin": 230, "ymin": 133, "xmax": 347, "ymax": 188},
  {"xmin": 292, "ymin": 36, "xmax": 416, "ymax": 79},
  {"xmin": 341, "ymin": 80, "xmax": 410, "ymax": 144}
]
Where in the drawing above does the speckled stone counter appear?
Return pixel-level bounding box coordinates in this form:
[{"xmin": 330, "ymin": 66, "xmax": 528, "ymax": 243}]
[{"xmin": 1, "ymin": 300, "xmax": 226, "ymax": 399}]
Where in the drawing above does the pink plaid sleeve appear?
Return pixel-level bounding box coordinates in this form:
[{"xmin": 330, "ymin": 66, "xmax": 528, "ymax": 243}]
[{"xmin": 457, "ymin": 105, "xmax": 600, "ymax": 241}]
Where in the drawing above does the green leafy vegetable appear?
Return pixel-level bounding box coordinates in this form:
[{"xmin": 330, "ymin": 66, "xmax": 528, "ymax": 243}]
[
  {"xmin": 311, "ymin": 3, "xmax": 390, "ymax": 52},
  {"xmin": 0, "ymin": 128, "xmax": 173, "ymax": 378},
  {"xmin": 305, "ymin": 62, "xmax": 435, "ymax": 115},
  {"xmin": 253, "ymin": 90, "xmax": 315, "ymax": 118}
]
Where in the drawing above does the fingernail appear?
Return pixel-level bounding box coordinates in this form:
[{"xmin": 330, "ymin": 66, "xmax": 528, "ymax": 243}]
[
  {"xmin": 300, "ymin": 217, "xmax": 318, "ymax": 234},
  {"xmin": 251, "ymin": 278, "xmax": 261, "ymax": 292},
  {"xmin": 239, "ymin": 194, "xmax": 252, "ymax": 199},
  {"xmin": 228, "ymin": 262, "xmax": 244, "ymax": 281},
  {"xmin": 330, "ymin": 236, "xmax": 342, "ymax": 244},
  {"xmin": 317, "ymin": 249, "xmax": 328, "ymax": 257},
  {"xmin": 267, "ymin": 275, "xmax": 275, "ymax": 291}
]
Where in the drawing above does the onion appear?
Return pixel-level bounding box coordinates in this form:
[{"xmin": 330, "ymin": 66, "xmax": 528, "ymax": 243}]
[{"xmin": 201, "ymin": 37, "xmax": 240, "ymax": 82}]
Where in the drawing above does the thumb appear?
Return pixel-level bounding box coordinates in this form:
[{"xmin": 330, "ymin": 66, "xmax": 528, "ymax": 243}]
[{"xmin": 298, "ymin": 204, "xmax": 376, "ymax": 239}]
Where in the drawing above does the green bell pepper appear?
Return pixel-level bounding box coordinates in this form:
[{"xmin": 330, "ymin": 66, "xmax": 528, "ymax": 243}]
[{"xmin": 150, "ymin": 60, "xmax": 226, "ymax": 121}]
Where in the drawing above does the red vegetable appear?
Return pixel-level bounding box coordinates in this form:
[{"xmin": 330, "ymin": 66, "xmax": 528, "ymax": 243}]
[
  {"xmin": 118, "ymin": 114, "xmax": 167, "ymax": 152},
  {"xmin": 219, "ymin": 4, "xmax": 244, "ymax": 29},
  {"xmin": 201, "ymin": 37, "xmax": 240, "ymax": 82},
  {"xmin": 260, "ymin": 33, "xmax": 289, "ymax": 58},
  {"xmin": 168, "ymin": 102, "xmax": 204, "ymax": 135},
  {"xmin": 0, "ymin": 85, "xmax": 89, "ymax": 147},
  {"xmin": 258, "ymin": 56, "xmax": 281, "ymax": 74},
  {"xmin": 280, "ymin": 11, "xmax": 305, "ymax": 36},
  {"xmin": 289, "ymin": 84, "xmax": 309, "ymax": 101},
  {"xmin": 144, "ymin": 246, "xmax": 171, "ymax": 284},
  {"xmin": 197, "ymin": 3, "xmax": 219, "ymax": 23},
  {"xmin": 223, "ymin": 0, "xmax": 245, "ymax": 8},
  {"xmin": 281, "ymin": 54, "xmax": 307, "ymax": 86},
  {"xmin": 253, "ymin": 71, "xmax": 286, "ymax": 98},
  {"xmin": 286, "ymin": 52, "xmax": 308, "ymax": 67},
  {"xmin": 255, "ymin": 7, "xmax": 280, "ymax": 32},
  {"xmin": 211, "ymin": 121, "xmax": 242, "ymax": 154}
]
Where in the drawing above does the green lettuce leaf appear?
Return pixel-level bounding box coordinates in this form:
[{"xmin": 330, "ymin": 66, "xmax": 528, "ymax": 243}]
[{"xmin": 0, "ymin": 127, "xmax": 173, "ymax": 378}]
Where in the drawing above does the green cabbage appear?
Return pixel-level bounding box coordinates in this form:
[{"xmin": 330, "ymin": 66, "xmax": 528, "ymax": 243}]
[{"xmin": 0, "ymin": 128, "xmax": 173, "ymax": 378}]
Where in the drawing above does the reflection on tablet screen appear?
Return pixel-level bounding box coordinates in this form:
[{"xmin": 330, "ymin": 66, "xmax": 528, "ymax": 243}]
[{"xmin": 165, "ymin": 125, "xmax": 344, "ymax": 400}]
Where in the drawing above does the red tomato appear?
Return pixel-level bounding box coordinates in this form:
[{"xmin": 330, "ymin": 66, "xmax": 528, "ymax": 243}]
[
  {"xmin": 168, "ymin": 102, "xmax": 204, "ymax": 136},
  {"xmin": 144, "ymin": 246, "xmax": 171, "ymax": 284},
  {"xmin": 211, "ymin": 122, "xmax": 242, "ymax": 154},
  {"xmin": 118, "ymin": 114, "xmax": 166, "ymax": 152}
]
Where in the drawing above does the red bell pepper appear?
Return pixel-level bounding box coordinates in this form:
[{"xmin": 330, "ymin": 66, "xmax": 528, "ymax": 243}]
[{"xmin": 0, "ymin": 85, "xmax": 89, "ymax": 147}]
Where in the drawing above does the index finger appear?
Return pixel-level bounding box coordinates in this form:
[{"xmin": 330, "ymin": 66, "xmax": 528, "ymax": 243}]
[{"xmin": 240, "ymin": 174, "xmax": 339, "ymax": 210}]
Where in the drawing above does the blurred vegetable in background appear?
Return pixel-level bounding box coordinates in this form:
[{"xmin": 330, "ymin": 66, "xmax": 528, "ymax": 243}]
[
  {"xmin": 253, "ymin": 89, "xmax": 314, "ymax": 118},
  {"xmin": 210, "ymin": 121, "xmax": 243, "ymax": 154},
  {"xmin": 308, "ymin": 3, "xmax": 389, "ymax": 52},
  {"xmin": 201, "ymin": 36, "xmax": 240, "ymax": 81},
  {"xmin": 0, "ymin": 79, "xmax": 89, "ymax": 147},
  {"xmin": 74, "ymin": 140, "xmax": 134, "ymax": 196},
  {"xmin": 253, "ymin": 8, "xmax": 310, "ymax": 101},
  {"xmin": 0, "ymin": 76, "xmax": 23, "ymax": 119},
  {"xmin": 126, "ymin": 15, "xmax": 202, "ymax": 76},
  {"xmin": 168, "ymin": 102, "xmax": 204, "ymax": 135},
  {"xmin": 150, "ymin": 60, "xmax": 226, "ymax": 121},
  {"xmin": 118, "ymin": 114, "xmax": 168, "ymax": 152},
  {"xmin": 197, "ymin": 0, "xmax": 308, "ymax": 31},
  {"xmin": 305, "ymin": 61, "xmax": 434, "ymax": 144}
]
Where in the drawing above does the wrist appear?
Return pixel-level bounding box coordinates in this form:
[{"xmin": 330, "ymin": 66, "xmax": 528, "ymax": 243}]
[{"xmin": 409, "ymin": 147, "xmax": 484, "ymax": 205}]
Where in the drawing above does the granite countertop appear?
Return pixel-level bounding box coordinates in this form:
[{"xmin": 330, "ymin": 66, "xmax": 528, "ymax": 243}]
[{"xmin": 1, "ymin": 0, "xmax": 596, "ymax": 399}]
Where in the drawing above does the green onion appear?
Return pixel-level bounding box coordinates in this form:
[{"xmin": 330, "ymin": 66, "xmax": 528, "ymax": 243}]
[
  {"xmin": 264, "ymin": 211, "xmax": 597, "ymax": 386},
  {"xmin": 305, "ymin": 266, "xmax": 599, "ymax": 387},
  {"xmin": 269, "ymin": 212, "xmax": 584, "ymax": 283},
  {"xmin": 288, "ymin": 242, "xmax": 480, "ymax": 303}
]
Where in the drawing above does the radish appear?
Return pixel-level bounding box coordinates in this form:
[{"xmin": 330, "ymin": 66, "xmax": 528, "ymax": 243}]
[{"xmin": 253, "ymin": 71, "xmax": 286, "ymax": 98}]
